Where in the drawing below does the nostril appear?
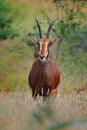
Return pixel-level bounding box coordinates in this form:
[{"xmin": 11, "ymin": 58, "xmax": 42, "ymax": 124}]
[{"xmin": 40, "ymin": 55, "xmax": 45, "ymax": 59}]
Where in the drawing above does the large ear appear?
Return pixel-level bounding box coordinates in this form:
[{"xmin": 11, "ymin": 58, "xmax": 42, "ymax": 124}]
[
  {"xmin": 28, "ymin": 34, "xmax": 38, "ymax": 44},
  {"xmin": 49, "ymin": 36, "xmax": 61, "ymax": 47}
]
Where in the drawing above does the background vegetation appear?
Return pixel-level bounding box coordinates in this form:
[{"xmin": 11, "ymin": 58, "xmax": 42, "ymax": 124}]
[{"xmin": 0, "ymin": 0, "xmax": 87, "ymax": 130}]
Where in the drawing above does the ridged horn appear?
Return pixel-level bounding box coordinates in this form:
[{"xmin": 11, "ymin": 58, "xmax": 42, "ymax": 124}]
[
  {"xmin": 46, "ymin": 16, "xmax": 58, "ymax": 39},
  {"xmin": 36, "ymin": 16, "xmax": 42, "ymax": 38}
]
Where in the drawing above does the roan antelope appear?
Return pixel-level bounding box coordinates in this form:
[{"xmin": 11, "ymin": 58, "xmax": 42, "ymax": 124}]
[{"xmin": 28, "ymin": 17, "xmax": 60, "ymax": 101}]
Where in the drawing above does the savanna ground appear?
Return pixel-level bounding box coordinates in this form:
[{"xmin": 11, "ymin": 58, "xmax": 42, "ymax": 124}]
[{"xmin": 0, "ymin": 0, "xmax": 87, "ymax": 130}]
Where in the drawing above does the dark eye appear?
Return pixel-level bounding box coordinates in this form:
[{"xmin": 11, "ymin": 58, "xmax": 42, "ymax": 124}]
[
  {"xmin": 38, "ymin": 42, "xmax": 40, "ymax": 46},
  {"xmin": 37, "ymin": 42, "xmax": 39, "ymax": 45},
  {"xmin": 47, "ymin": 45, "xmax": 49, "ymax": 48},
  {"xmin": 48, "ymin": 41, "xmax": 52, "ymax": 47},
  {"xmin": 48, "ymin": 43, "xmax": 50, "ymax": 47},
  {"xmin": 36, "ymin": 42, "xmax": 40, "ymax": 48}
]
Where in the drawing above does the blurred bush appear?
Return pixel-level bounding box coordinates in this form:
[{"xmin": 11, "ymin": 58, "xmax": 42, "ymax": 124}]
[
  {"xmin": 0, "ymin": 0, "xmax": 18, "ymax": 40},
  {"xmin": 41, "ymin": 0, "xmax": 87, "ymax": 53}
]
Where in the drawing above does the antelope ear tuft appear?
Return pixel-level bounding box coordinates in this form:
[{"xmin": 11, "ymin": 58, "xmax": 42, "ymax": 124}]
[
  {"xmin": 28, "ymin": 34, "xmax": 38, "ymax": 44},
  {"xmin": 49, "ymin": 36, "xmax": 61, "ymax": 47}
]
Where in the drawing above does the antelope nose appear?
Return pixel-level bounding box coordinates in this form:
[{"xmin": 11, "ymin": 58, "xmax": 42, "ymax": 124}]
[{"xmin": 40, "ymin": 55, "xmax": 45, "ymax": 59}]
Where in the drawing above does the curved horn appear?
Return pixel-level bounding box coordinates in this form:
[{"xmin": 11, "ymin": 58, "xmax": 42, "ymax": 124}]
[
  {"xmin": 46, "ymin": 16, "xmax": 58, "ymax": 39},
  {"xmin": 36, "ymin": 16, "xmax": 42, "ymax": 38}
]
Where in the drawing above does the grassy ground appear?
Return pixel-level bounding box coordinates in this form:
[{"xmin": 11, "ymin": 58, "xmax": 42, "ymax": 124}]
[
  {"xmin": 0, "ymin": 0, "xmax": 87, "ymax": 129},
  {"xmin": 0, "ymin": 92, "xmax": 87, "ymax": 130}
]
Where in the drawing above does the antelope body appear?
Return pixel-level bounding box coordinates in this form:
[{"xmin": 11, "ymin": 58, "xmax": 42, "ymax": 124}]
[{"xmin": 28, "ymin": 17, "xmax": 60, "ymax": 101}]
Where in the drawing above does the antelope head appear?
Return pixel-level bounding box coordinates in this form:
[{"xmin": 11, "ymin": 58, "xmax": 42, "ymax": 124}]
[{"xmin": 28, "ymin": 17, "xmax": 60, "ymax": 62}]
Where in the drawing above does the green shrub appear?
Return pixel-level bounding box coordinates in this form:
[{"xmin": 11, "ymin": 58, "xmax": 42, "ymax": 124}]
[
  {"xmin": 0, "ymin": 0, "xmax": 18, "ymax": 39},
  {"xmin": 41, "ymin": 0, "xmax": 87, "ymax": 56}
]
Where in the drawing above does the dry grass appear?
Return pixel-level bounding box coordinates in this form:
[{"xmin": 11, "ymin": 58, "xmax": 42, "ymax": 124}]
[{"xmin": 0, "ymin": 90, "xmax": 87, "ymax": 130}]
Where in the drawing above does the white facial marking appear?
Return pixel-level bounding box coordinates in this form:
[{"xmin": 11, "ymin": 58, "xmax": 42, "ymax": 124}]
[
  {"xmin": 39, "ymin": 42, "xmax": 42, "ymax": 52},
  {"xmin": 45, "ymin": 42, "xmax": 48, "ymax": 54},
  {"xmin": 38, "ymin": 57, "xmax": 46, "ymax": 62},
  {"xmin": 38, "ymin": 40, "xmax": 49, "ymax": 62},
  {"xmin": 39, "ymin": 41, "xmax": 48, "ymax": 55}
]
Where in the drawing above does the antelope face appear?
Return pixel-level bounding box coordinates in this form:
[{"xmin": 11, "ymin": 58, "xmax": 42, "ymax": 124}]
[
  {"xmin": 28, "ymin": 35, "xmax": 59, "ymax": 62},
  {"xmin": 28, "ymin": 17, "xmax": 61, "ymax": 62},
  {"xmin": 38, "ymin": 38, "xmax": 49, "ymax": 62}
]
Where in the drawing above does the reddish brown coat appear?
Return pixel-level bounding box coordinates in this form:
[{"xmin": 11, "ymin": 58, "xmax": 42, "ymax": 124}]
[{"xmin": 29, "ymin": 58, "xmax": 60, "ymax": 98}]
